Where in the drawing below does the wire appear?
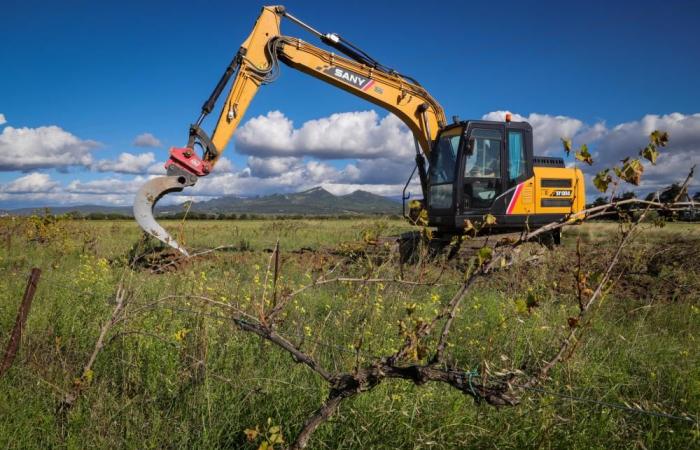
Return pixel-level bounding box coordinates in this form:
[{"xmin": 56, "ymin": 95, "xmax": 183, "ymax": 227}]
[
  {"xmin": 139, "ymin": 296, "xmax": 698, "ymax": 424},
  {"xmin": 339, "ymin": 35, "xmax": 423, "ymax": 87},
  {"xmin": 510, "ymin": 382, "xmax": 697, "ymax": 424}
]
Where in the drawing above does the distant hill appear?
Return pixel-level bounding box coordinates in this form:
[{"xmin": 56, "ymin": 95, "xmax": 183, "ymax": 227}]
[
  {"xmin": 8, "ymin": 204, "xmax": 132, "ymax": 216},
  {"xmin": 8, "ymin": 187, "xmax": 401, "ymax": 217}
]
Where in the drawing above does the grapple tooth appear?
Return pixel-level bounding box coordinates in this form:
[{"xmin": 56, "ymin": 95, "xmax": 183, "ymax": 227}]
[{"xmin": 133, "ymin": 175, "xmax": 194, "ymax": 256}]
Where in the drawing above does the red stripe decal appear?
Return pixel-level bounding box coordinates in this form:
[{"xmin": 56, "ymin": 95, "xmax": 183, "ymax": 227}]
[
  {"xmin": 506, "ymin": 183, "xmax": 523, "ymax": 215},
  {"xmin": 363, "ymin": 79, "xmax": 375, "ymax": 91}
]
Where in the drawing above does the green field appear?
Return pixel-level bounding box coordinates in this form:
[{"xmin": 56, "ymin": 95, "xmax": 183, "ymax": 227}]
[{"xmin": 1, "ymin": 217, "xmax": 698, "ymax": 449}]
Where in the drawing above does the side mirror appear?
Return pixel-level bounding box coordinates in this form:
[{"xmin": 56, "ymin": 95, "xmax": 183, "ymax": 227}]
[{"xmin": 466, "ymin": 137, "xmax": 475, "ymax": 155}]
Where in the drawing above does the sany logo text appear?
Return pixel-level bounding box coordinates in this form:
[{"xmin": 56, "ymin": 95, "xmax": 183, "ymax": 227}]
[{"xmin": 324, "ymin": 66, "xmax": 375, "ymax": 91}]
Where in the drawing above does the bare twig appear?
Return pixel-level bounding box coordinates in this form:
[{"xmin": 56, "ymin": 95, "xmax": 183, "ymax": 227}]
[
  {"xmin": 62, "ymin": 283, "xmax": 129, "ymax": 408},
  {"xmin": 272, "ymin": 240, "xmax": 280, "ymax": 309},
  {"xmin": 575, "ymin": 238, "xmax": 584, "ymax": 312},
  {"xmin": 290, "ymin": 395, "xmax": 344, "ymax": 450},
  {"xmin": 673, "ymin": 164, "xmax": 695, "ymax": 203},
  {"xmin": 233, "ymin": 318, "xmax": 333, "ymax": 382},
  {"xmin": 522, "ymin": 201, "xmax": 655, "ymax": 389},
  {"xmin": 258, "ymin": 240, "xmax": 279, "ymax": 323},
  {"xmin": 429, "ymin": 278, "xmax": 475, "ymax": 364}
]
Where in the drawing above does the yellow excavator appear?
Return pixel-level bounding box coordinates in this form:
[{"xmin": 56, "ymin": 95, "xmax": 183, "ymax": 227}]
[{"xmin": 134, "ymin": 5, "xmax": 585, "ymax": 256}]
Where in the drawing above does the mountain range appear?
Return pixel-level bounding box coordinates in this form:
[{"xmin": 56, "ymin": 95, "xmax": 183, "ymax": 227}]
[{"xmin": 5, "ymin": 187, "xmax": 402, "ymax": 217}]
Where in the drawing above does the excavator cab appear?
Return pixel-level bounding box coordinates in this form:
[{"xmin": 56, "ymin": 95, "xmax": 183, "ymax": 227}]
[{"xmin": 427, "ymin": 119, "xmax": 584, "ymax": 235}]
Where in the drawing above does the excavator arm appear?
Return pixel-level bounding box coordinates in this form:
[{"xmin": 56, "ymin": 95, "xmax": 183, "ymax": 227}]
[{"xmin": 134, "ymin": 5, "xmax": 446, "ymax": 255}]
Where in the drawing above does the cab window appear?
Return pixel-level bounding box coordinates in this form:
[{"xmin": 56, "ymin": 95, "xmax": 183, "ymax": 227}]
[
  {"xmin": 429, "ymin": 131, "xmax": 461, "ymax": 183},
  {"xmin": 462, "ymin": 128, "xmax": 502, "ymax": 209},
  {"xmin": 508, "ymin": 130, "xmax": 526, "ymax": 182},
  {"xmin": 428, "ymin": 129, "xmax": 461, "ymax": 209},
  {"xmin": 464, "ymin": 128, "xmax": 501, "ymax": 179}
]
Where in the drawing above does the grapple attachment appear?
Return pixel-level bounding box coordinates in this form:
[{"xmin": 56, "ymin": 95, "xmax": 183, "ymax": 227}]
[{"xmin": 133, "ymin": 145, "xmax": 211, "ymax": 256}]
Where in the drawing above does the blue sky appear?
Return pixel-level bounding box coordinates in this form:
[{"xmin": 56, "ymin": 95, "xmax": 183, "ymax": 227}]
[{"xmin": 1, "ymin": 0, "xmax": 699, "ymax": 208}]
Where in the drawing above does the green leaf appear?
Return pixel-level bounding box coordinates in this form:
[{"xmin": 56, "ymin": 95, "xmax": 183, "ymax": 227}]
[
  {"xmin": 620, "ymin": 158, "xmax": 644, "ymax": 186},
  {"xmin": 593, "ymin": 169, "xmax": 612, "ymax": 193},
  {"xmin": 561, "ymin": 138, "xmax": 573, "ymax": 156},
  {"xmin": 574, "ymin": 144, "xmax": 593, "ymax": 165},
  {"xmin": 477, "ymin": 246, "xmax": 493, "ymax": 267},
  {"xmin": 463, "ymin": 219, "xmax": 475, "ymax": 233},
  {"xmin": 526, "ymin": 289, "xmax": 540, "ymax": 309},
  {"xmin": 650, "ymin": 130, "xmax": 669, "ymax": 147},
  {"xmin": 405, "ymin": 303, "xmax": 417, "ymax": 316},
  {"xmin": 640, "ymin": 144, "xmax": 659, "ymax": 165},
  {"xmin": 244, "ymin": 427, "xmax": 260, "ymax": 442},
  {"xmin": 483, "ymin": 214, "xmax": 497, "ymax": 226}
]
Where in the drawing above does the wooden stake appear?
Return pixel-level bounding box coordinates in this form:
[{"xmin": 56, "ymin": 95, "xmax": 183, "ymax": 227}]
[{"xmin": 0, "ymin": 268, "xmax": 41, "ymax": 377}]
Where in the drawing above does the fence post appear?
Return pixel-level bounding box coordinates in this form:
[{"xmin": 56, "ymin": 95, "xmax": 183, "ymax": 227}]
[{"xmin": 0, "ymin": 268, "xmax": 41, "ymax": 377}]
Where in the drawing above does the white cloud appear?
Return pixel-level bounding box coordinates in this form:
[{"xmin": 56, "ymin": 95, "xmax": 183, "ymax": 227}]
[
  {"xmin": 212, "ymin": 156, "xmax": 235, "ymax": 174},
  {"xmin": 146, "ymin": 162, "xmax": 167, "ymax": 175},
  {"xmin": 0, "ymin": 174, "xmax": 147, "ymax": 207},
  {"xmin": 0, "ymin": 191, "xmax": 133, "ymax": 207},
  {"xmin": 0, "ymin": 114, "xmax": 6, "ymax": 125},
  {"xmin": 594, "ymin": 113, "xmax": 700, "ymax": 164},
  {"xmin": 344, "ymin": 158, "xmax": 415, "ymax": 185},
  {"xmin": 236, "ymin": 110, "xmax": 414, "ymax": 160},
  {"xmin": 482, "ymin": 110, "xmax": 597, "ymax": 154},
  {"xmin": 235, "ymin": 111, "xmax": 295, "ymax": 156},
  {"xmin": 133, "ymin": 132, "xmax": 162, "ymax": 148},
  {"xmin": 247, "ymin": 156, "xmax": 302, "ymax": 178},
  {"xmin": 231, "ymin": 109, "xmax": 419, "ymax": 195},
  {"xmin": 484, "ymin": 110, "xmax": 700, "ymax": 196},
  {"xmin": 0, "ymin": 173, "xmax": 58, "ymax": 193},
  {"xmin": 592, "ymin": 113, "xmax": 700, "ymax": 192},
  {"xmin": 2, "ymin": 109, "xmax": 697, "ymax": 210},
  {"xmin": 66, "ymin": 177, "xmax": 145, "ymax": 195},
  {"xmin": 0, "ymin": 125, "xmax": 98, "ymax": 171},
  {"xmin": 93, "ymin": 152, "xmax": 155, "ymax": 174},
  {"xmin": 187, "ymin": 160, "xmax": 343, "ymax": 198}
]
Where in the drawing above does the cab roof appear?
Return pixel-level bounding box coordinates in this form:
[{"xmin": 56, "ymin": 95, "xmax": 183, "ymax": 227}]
[{"xmin": 440, "ymin": 119, "xmax": 533, "ymax": 134}]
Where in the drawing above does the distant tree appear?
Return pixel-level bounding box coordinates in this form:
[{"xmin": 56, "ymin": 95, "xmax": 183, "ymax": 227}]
[
  {"xmin": 659, "ymin": 183, "xmax": 683, "ymax": 203},
  {"xmin": 600, "ymin": 191, "xmax": 637, "ymax": 221},
  {"xmin": 694, "ymin": 191, "xmax": 700, "ymax": 202},
  {"xmin": 613, "ymin": 191, "xmax": 636, "ymax": 201},
  {"xmin": 585, "ymin": 196, "xmax": 608, "ymax": 209}
]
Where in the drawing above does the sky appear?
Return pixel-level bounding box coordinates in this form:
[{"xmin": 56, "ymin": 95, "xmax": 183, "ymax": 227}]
[{"xmin": 1, "ymin": 0, "xmax": 699, "ymax": 209}]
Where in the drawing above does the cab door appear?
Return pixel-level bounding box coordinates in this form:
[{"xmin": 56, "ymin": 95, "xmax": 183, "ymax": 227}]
[
  {"xmin": 503, "ymin": 124, "xmax": 535, "ymax": 215},
  {"xmin": 427, "ymin": 127, "xmax": 463, "ymax": 226}
]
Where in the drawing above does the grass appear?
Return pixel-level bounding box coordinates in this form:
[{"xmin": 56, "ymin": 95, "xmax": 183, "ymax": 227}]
[{"xmin": 0, "ymin": 217, "xmax": 698, "ymax": 449}]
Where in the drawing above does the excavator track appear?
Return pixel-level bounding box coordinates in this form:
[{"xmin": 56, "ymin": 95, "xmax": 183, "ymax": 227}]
[{"xmin": 331, "ymin": 230, "xmax": 534, "ymax": 266}]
